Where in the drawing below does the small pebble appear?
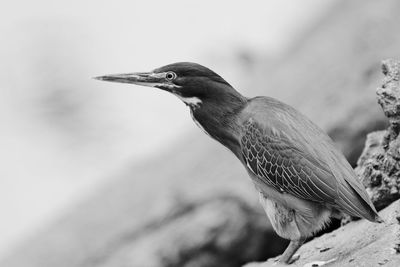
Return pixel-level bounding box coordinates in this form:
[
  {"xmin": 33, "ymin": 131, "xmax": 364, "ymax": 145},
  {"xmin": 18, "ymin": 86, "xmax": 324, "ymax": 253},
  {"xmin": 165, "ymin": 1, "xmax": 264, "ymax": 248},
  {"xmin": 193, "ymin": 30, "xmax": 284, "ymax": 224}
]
[
  {"xmin": 391, "ymin": 243, "xmax": 400, "ymax": 253},
  {"xmin": 319, "ymin": 247, "xmax": 331, "ymax": 253},
  {"xmin": 378, "ymin": 259, "xmax": 389, "ymax": 265},
  {"xmin": 303, "ymin": 258, "xmax": 336, "ymax": 267}
]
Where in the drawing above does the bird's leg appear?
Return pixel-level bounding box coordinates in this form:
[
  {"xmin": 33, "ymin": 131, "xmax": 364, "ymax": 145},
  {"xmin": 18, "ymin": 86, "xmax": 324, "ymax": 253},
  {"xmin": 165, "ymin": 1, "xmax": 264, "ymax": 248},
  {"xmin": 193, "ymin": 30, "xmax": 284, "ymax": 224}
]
[{"xmin": 278, "ymin": 238, "xmax": 306, "ymax": 264}]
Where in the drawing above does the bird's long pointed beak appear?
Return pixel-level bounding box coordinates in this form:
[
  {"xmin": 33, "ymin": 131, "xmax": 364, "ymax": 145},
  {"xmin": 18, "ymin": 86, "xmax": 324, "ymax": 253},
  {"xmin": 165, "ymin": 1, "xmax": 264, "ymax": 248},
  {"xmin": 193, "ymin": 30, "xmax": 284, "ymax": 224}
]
[{"xmin": 94, "ymin": 72, "xmax": 163, "ymax": 87}]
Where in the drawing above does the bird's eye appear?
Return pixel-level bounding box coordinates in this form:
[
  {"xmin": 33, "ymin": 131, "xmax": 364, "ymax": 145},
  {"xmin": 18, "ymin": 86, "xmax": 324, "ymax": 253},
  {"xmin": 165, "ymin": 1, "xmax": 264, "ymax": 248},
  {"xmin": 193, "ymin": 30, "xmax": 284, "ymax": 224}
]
[{"xmin": 165, "ymin": 72, "xmax": 177, "ymax": 81}]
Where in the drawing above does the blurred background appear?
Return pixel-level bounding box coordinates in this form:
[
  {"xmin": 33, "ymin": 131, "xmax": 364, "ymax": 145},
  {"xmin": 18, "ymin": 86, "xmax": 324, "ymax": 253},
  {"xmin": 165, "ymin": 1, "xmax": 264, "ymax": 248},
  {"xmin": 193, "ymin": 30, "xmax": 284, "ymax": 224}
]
[{"xmin": 1, "ymin": 0, "xmax": 399, "ymax": 266}]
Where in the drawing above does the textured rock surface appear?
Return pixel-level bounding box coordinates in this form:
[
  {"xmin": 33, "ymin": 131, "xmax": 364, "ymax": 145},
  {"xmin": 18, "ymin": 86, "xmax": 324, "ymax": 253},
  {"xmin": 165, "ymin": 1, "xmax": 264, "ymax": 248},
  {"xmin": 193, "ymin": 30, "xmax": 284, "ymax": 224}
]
[
  {"xmin": 356, "ymin": 59, "xmax": 400, "ymax": 210},
  {"xmin": 378, "ymin": 60, "xmax": 400, "ymax": 123},
  {"xmin": 243, "ymin": 199, "xmax": 400, "ymax": 267}
]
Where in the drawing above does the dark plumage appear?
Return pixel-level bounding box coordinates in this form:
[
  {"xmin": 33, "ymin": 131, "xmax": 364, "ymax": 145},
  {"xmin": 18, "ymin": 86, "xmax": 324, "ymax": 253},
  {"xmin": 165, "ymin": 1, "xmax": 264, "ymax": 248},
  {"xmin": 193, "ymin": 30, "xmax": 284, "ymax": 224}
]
[{"xmin": 95, "ymin": 62, "xmax": 381, "ymax": 264}]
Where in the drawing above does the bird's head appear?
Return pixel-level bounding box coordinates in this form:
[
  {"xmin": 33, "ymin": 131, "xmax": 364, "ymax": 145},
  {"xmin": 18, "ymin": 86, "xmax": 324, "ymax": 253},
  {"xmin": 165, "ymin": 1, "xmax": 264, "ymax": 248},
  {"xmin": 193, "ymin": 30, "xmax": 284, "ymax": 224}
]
[
  {"xmin": 95, "ymin": 62, "xmax": 244, "ymax": 110},
  {"xmin": 95, "ymin": 62, "xmax": 247, "ymax": 153}
]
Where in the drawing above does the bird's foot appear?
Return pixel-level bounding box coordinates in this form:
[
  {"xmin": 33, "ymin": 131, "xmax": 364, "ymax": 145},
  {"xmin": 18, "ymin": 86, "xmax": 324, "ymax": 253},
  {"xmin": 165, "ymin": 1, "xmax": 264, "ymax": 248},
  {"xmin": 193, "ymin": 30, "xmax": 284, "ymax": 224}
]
[
  {"xmin": 287, "ymin": 254, "xmax": 300, "ymax": 264},
  {"xmin": 266, "ymin": 253, "xmax": 300, "ymax": 265},
  {"xmin": 274, "ymin": 253, "xmax": 300, "ymax": 265}
]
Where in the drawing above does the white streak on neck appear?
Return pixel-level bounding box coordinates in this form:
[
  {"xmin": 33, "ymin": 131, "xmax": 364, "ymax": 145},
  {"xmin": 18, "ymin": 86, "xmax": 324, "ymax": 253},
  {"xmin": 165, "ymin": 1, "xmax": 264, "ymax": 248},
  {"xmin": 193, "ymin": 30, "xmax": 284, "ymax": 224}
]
[
  {"xmin": 173, "ymin": 93, "xmax": 208, "ymax": 135},
  {"xmin": 174, "ymin": 94, "xmax": 202, "ymax": 109}
]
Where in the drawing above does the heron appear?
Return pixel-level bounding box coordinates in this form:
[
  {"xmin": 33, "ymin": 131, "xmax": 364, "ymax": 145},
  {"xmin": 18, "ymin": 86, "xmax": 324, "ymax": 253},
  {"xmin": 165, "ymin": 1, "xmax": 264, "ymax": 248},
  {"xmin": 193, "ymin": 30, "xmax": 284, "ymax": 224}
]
[{"xmin": 95, "ymin": 62, "xmax": 381, "ymax": 264}]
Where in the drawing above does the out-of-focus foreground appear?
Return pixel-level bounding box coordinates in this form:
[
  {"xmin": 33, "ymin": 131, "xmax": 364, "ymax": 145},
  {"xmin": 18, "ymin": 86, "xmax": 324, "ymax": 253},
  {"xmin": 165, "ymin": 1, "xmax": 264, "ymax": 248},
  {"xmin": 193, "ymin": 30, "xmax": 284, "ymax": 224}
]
[
  {"xmin": 2, "ymin": 0, "xmax": 400, "ymax": 266},
  {"xmin": 0, "ymin": 0, "xmax": 332, "ymax": 259}
]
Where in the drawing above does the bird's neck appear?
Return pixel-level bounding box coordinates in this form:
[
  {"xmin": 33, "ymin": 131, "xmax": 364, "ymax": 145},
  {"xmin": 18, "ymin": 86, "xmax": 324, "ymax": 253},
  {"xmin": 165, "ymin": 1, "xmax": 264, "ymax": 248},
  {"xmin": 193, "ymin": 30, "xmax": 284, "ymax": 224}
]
[{"xmin": 191, "ymin": 91, "xmax": 247, "ymax": 157}]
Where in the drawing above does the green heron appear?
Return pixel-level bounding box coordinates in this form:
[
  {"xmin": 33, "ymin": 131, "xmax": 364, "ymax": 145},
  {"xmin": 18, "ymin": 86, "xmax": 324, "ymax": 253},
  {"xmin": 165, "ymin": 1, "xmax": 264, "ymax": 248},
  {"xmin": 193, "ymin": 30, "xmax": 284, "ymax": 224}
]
[{"xmin": 95, "ymin": 62, "xmax": 381, "ymax": 264}]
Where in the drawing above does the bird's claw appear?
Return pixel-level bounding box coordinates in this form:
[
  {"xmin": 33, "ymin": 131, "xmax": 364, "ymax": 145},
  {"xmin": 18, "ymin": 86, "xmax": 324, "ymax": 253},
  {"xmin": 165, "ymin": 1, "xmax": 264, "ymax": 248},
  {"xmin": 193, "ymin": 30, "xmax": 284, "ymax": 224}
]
[{"xmin": 289, "ymin": 254, "xmax": 300, "ymax": 264}]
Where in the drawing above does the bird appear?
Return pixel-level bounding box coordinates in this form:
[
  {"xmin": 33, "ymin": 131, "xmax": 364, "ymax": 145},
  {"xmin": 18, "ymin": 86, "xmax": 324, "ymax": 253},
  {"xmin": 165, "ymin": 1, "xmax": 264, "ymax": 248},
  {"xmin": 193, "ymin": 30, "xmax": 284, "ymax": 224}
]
[{"xmin": 95, "ymin": 62, "xmax": 382, "ymax": 264}]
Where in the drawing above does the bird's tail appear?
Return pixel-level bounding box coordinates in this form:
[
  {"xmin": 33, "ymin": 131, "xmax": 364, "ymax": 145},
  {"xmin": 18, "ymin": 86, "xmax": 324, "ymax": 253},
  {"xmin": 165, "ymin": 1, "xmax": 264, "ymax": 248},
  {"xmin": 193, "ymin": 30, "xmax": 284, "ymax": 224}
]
[{"xmin": 337, "ymin": 180, "xmax": 382, "ymax": 223}]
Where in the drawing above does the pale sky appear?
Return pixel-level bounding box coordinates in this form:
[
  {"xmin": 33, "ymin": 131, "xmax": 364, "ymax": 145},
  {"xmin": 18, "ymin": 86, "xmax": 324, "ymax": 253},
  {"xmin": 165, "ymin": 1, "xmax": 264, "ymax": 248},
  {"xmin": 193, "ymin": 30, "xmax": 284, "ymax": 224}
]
[{"xmin": 0, "ymin": 0, "xmax": 335, "ymax": 259}]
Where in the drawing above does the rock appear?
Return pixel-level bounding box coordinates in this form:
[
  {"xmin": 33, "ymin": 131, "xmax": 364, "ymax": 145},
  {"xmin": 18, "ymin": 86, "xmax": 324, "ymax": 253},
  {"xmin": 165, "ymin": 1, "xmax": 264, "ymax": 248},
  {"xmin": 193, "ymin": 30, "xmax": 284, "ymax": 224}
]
[
  {"xmin": 356, "ymin": 59, "xmax": 400, "ymax": 210},
  {"xmin": 242, "ymin": 198, "xmax": 400, "ymax": 267},
  {"xmin": 378, "ymin": 59, "xmax": 400, "ymax": 124}
]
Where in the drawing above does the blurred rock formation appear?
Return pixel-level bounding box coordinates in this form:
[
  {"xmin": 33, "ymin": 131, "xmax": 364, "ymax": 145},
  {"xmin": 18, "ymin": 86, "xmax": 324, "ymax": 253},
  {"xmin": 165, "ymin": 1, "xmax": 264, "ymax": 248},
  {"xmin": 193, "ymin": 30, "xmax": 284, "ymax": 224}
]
[{"xmin": 84, "ymin": 195, "xmax": 285, "ymax": 267}]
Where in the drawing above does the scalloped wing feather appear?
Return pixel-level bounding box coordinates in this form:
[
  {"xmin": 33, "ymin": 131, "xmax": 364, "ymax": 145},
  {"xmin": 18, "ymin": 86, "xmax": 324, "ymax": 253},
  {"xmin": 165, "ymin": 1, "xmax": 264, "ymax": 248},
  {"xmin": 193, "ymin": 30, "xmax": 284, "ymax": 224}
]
[{"xmin": 240, "ymin": 97, "xmax": 380, "ymax": 222}]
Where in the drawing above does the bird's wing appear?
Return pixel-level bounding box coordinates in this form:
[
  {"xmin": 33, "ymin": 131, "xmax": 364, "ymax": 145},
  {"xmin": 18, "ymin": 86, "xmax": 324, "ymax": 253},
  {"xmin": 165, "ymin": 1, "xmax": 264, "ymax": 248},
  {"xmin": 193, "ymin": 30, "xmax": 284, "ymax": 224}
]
[
  {"xmin": 241, "ymin": 119, "xmax": 337, "ymax": 204},
  {"xmin": 240, "ymin": 115, "xmax": 379, "ymax": 221}
]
